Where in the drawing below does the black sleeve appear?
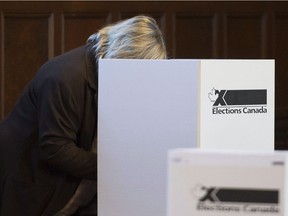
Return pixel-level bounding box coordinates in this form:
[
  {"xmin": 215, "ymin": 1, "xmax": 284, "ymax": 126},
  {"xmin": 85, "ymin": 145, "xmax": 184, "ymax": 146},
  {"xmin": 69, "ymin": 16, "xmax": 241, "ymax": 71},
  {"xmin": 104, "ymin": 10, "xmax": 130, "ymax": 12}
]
[{"xmin": 35, "ymin": 72, "xmax": 96, "ymax": 180}]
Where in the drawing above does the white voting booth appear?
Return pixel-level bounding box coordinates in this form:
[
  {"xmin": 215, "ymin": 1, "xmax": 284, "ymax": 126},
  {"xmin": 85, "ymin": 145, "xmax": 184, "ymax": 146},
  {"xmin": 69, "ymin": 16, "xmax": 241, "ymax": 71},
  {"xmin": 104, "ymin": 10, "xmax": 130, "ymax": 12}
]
[
  {"xmin": 168, "ymin": 149, "xmax": 288, "ymax": 216},
  {"xmin": 97, "ymin": 59, "xmax": 275, "ymax": 216}
]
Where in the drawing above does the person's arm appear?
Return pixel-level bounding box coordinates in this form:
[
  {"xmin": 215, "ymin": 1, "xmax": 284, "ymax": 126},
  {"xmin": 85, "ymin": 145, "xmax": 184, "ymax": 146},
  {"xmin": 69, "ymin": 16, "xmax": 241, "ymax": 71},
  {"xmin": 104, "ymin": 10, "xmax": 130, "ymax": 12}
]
[
  {"xmin": 35, "ymin": 72, "xmax": 96, "ymax": 180},
  {"xmin": 54, "ymin": 130, "xmax": 98, "ymax": 216},
  {"xmin": 54, "ymin": 179, "xmax": 96, "ymax": 216}
]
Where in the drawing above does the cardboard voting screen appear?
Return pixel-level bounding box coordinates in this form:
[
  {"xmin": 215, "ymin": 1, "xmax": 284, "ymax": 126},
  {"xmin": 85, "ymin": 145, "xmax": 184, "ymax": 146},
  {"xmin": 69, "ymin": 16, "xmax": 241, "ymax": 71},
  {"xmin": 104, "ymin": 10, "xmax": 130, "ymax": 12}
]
[
  {"xmin": 97, "ymin": 59, "xmax": 274, "ymax": 216},
  {"xmin": 98, "ymin": 59, "xmax": 199, "ymax": 216},
  {"xmin": 168, "ymin": 149, "xmax": 288, "ymax": 216},
  {"xmin": 199, "ymin": 60, "xmax": 274, "ymax": 151}
]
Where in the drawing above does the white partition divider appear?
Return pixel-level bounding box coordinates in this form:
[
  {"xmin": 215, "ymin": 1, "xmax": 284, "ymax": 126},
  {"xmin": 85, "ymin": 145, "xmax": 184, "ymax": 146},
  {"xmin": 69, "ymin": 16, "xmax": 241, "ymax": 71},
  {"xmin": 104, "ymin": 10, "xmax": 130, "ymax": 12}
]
[
  {"xmin": 97, "ymin": 59, "xmax": 274, "ymax": 216},
  {"xmin": 168, "ymin": 149, "xmax": 288, "ymax": 216},
  {"xmin": 199, "ymin": 60, "xmax": 274, "ymax": 150},
  {"xmin": 98, "ymin": 59, "xmax": 199, "ymax": 216}
]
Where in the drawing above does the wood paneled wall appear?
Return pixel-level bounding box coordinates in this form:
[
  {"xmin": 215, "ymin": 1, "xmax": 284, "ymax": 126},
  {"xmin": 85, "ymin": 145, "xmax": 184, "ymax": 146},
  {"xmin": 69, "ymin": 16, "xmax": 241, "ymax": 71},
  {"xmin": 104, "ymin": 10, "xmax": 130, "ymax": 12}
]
[{"xmin": 0, "ymin": 1, "xmax": 287, "ymax": 149}]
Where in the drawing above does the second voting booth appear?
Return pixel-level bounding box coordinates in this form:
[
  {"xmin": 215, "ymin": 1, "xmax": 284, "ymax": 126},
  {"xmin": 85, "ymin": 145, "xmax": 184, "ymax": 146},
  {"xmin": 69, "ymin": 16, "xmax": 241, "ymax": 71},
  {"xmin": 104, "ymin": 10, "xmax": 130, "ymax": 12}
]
[
  {"xmin": 97, "ymin": 59, "xmax": 275, "ymax": 216},
  {"xmin": 168, "ymin": 149, "xmax": 288, "ymax": 216}
]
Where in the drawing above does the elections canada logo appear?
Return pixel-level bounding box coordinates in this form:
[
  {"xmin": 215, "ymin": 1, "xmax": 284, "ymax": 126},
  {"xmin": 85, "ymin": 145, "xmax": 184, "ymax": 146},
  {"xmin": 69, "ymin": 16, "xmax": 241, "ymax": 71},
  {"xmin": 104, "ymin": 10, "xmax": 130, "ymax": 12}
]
[
  {"xmin": 208, "ymin": 88, "xmax": 268, "ymax": 115},
  {"xmin": 192, "ymin": 185, "xmax": 280, "ymax": 213}
]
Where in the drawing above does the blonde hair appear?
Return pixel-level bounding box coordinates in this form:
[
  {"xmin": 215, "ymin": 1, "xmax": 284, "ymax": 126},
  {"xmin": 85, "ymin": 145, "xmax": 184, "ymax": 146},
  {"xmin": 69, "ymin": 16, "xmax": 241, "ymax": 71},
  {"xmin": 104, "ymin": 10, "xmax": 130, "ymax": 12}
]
[{"xmin": 87, "ymin": 15, "xmax": 167, "ymax": 60}]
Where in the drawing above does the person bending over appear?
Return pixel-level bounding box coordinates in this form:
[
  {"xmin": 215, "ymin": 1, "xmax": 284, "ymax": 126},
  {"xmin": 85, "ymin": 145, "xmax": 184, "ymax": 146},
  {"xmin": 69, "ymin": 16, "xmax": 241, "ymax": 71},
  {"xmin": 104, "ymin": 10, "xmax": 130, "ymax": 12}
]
[{"xmin": 0, "ymin": 15, "xmax": 167, "ymax": 216}]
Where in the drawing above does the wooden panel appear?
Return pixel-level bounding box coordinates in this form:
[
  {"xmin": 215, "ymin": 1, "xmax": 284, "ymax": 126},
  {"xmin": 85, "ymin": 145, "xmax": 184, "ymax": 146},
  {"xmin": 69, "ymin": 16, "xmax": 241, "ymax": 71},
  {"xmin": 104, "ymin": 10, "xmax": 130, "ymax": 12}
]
[
  {"xmin": 275, "ymin": 116, "xmax": 288, "ymax": 150},
  {"xmin": 63, "ymin": 13, "xmax": 111, "ymax": 52},
  {"xmin": 2, "ymin": 13, "xmax": 52, "ymax": 117},
  {"xmin": 0, "ymin": 13, "xmax": 3, "ymax": 118},
  {"xmin": 174, "ymin": 13, "xmax": 216, "ymax": 59},
  {"xmin": 0, "ymin": 1, "xmax": 287, "ymax": 148},
  {"xmin": 224, "ymin": 13, "xmax": 265, "ymax": 58},
  {"xmin": 274, "ymin": 13, "xmax": 288, "ymax": 116}
]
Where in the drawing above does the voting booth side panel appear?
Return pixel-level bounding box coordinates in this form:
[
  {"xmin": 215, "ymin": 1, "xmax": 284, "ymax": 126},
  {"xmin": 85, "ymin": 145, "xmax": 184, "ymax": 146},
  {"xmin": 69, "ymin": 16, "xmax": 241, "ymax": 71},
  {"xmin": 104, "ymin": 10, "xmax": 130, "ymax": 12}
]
[{"xmin": 199, "ymin": 60, "xmax": 275, "ymax": 151}]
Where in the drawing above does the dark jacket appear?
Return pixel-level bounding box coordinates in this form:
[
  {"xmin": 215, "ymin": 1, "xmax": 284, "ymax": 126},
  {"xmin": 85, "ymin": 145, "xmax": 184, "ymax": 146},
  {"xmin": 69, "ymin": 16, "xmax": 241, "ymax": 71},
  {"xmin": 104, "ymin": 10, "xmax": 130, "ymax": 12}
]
[{"xmin": 0, "ymin": 45, "xmax": 97, "ymax": 216}]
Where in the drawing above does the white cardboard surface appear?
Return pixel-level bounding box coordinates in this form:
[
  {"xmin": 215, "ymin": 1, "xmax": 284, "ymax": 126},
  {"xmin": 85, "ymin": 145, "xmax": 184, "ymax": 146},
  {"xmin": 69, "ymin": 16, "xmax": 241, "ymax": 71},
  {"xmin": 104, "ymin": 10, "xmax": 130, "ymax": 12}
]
[
  {"xmin": 168, "ymin": 149, "xmax": 287, "ymax": 216},
  {"xmin": 199, "ymin": 60, "xmax": 274, "ymax": 150},
  {"xmin": 98, "ymin": 59, "xmax": 199, "ymax": 216},
  {"xmin": 97, "ymin": 59, "xmax": 275, "ymax": 216}
]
